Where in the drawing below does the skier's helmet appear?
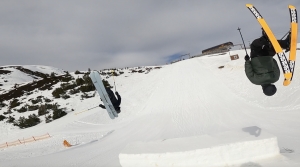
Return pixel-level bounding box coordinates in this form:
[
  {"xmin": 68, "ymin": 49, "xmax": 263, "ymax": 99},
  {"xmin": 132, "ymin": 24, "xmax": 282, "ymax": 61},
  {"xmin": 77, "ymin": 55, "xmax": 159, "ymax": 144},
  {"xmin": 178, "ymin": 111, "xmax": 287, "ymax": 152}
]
[{"xmin": 262, "ymin": 84, "xmax": 277, "ymax": 96}]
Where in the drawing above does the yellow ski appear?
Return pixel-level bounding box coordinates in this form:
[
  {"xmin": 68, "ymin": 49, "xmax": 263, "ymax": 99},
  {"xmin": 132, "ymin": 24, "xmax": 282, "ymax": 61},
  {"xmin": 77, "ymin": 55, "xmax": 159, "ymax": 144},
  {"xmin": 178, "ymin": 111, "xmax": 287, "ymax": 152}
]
[{"xmin": 283, "ymin": 5, "xmax": 298, "ymax": 86}]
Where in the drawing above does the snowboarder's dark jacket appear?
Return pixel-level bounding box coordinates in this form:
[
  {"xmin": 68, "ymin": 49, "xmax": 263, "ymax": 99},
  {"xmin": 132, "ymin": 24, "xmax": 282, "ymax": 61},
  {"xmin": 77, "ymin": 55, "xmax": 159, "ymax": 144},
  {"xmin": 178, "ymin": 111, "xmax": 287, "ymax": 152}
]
[
  {"xmin": 106, "ymin": 88, "xmax": 121, "ymax": 108},
  {"xmin": 245, "ymin": 36, "xmax": 288, "ymax": 85}
]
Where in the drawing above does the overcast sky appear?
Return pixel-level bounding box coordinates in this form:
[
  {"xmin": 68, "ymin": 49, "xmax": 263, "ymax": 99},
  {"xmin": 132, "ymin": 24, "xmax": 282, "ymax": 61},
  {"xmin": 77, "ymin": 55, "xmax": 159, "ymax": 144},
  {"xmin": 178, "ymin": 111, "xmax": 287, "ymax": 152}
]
[{"xmin": 1, "ymin": 0, "xmax": 300, "ymax": 72}]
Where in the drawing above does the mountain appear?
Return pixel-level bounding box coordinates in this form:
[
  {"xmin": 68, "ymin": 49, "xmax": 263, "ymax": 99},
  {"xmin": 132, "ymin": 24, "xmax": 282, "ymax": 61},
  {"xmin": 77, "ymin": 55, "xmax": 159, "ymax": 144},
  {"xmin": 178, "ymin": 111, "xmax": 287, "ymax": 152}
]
[
  {"xmin": 0, "ymin": 65, "xmax": 65, "ymax": 93},
  {"xmin": 0, "ymin": 47, "xmax": 300, "ymax": 167}
]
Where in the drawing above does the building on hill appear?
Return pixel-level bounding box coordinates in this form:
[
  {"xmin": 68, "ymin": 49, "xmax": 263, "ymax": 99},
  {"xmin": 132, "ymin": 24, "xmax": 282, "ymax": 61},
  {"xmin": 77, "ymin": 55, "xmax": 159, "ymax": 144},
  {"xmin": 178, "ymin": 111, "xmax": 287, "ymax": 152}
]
[{"xmin": 201, "ymin": 42, "xmax": 234, "ymax": 55}]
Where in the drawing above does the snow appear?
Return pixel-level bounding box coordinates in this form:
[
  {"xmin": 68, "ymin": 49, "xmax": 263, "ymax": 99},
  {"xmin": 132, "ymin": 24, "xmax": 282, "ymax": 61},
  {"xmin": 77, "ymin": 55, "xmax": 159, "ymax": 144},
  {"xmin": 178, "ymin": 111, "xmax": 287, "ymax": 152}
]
[
  {"xmin": 119, "ymin": 128, "xmax": 279, "ymax": 167},
  {"xmin": 22, "ymin": 65, "xmax": 66, "ymax": 75},
  {"xmin": 0, "ymin": 65, "xmax": 65, "ymax": 94},
  {"xmin": 1, "ymin": 47, "xmax": 300, "ymax": 167}
]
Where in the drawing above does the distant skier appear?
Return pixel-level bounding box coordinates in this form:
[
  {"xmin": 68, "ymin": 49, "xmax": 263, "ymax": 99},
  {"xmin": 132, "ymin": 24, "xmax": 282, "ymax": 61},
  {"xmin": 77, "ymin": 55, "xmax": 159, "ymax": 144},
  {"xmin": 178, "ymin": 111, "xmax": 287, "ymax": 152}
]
[
  {"xmin": 99, "ymin": 87, "xmax": 121, "ymax": 113},
  {"xmin": 244, "ymin": 30, "xmax": 290, "ymax": 96}
]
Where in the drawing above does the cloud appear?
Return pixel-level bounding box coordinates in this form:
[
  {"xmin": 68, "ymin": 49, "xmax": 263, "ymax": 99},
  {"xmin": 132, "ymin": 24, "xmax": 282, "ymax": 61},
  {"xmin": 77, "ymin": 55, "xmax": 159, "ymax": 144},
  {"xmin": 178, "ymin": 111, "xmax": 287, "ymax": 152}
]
[{"xmin": 0, "ymin": 0, "xmax": 299, "ymax": 71}]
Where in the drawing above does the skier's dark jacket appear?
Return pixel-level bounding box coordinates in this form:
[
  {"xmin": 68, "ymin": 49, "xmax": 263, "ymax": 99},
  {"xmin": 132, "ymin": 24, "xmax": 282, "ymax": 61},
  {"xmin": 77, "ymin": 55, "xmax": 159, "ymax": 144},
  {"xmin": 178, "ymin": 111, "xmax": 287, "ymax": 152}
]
[
  {"xmin": 106, "ymin": 88, "xmax": 121, "ymax": 108},
  {"xmin": 245, "ymin": 56, "xmax": 280, "ymax": 85},
  {"xmin": 245, "ymin": 36, "xmax": 287, "ymax": 85}
]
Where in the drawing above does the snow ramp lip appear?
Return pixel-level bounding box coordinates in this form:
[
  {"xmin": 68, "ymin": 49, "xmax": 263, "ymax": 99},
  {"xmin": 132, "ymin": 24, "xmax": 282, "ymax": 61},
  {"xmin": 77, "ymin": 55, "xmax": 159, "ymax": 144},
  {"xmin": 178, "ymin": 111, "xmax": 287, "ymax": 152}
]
[{"xmin": 119, "ymin": 127, "xmax": 280, "ymax": 167}]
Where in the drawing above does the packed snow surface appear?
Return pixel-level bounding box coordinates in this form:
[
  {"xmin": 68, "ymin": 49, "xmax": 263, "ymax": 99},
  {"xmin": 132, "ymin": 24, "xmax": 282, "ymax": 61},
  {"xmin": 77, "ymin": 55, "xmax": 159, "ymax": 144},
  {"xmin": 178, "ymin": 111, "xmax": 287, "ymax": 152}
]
[
  {"xmin": 1, "ymin": 47, "xmax": 300, "ymax": 167},
  {"xmin": 119, "ymin": 128, "xmax": 280, "ymax": 167}
]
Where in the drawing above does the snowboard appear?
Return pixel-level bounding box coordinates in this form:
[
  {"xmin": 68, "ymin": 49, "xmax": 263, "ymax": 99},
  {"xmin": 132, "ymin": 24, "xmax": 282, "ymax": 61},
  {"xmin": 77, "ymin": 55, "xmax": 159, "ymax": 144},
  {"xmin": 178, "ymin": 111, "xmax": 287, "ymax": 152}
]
[{"xmin": 89, "ymin": 71, "xmax": 118, "ymax": 119}]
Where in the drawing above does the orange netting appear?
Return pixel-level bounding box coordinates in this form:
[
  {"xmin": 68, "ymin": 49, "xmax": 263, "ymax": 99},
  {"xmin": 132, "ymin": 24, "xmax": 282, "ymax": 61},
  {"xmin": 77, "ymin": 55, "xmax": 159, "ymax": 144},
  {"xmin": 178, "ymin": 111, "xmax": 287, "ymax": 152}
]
[{"xmin": 0, "ymin": 133, "xmax": 51, "ymax": 149}]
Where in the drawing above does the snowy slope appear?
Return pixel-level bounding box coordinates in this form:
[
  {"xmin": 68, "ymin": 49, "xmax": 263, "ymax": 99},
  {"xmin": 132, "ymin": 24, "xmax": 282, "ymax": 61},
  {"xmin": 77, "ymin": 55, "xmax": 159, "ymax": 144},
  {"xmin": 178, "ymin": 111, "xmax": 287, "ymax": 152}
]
[
  {"xmin": 1, "ymin": 48, "xmax": 300, "ymax": 167},
  {"xmin": 0, "ymin": 65, "xmax": 66, "ymax": 94}
]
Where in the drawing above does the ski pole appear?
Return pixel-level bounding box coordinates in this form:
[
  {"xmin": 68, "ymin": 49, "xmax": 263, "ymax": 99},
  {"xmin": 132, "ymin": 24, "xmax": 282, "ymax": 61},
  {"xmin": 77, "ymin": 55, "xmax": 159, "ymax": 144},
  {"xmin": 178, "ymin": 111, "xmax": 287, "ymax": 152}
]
[
  {"xmin": 237, "ymin": 27, "xmax": 249, "ymax": 55},
  {"xmin": 280, "ymin": 30, "xmax": 291, "ymax": 40}
]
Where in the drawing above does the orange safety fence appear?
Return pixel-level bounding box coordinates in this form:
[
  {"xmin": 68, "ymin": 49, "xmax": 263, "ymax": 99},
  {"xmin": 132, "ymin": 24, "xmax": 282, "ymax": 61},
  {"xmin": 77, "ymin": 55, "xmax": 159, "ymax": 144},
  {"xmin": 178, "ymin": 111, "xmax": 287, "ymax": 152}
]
[{"xmin": 0, "ymin": 133, "xmax": 51, "ymax": 149}]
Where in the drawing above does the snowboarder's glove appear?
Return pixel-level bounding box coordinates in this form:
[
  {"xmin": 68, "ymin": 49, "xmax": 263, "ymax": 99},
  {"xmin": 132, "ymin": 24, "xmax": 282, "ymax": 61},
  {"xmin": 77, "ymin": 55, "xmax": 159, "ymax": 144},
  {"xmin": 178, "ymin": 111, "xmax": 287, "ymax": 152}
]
[
  {"xmin": 99, "ymin": 104, "xmax": 105, "ymax": 109},
  {"xmin": 244, "ymin": 55, "xmax": 250, "ymax": 61},
  {"xmin": 115, "ymin": 91, "xmax": 119, "ymax": 96}
]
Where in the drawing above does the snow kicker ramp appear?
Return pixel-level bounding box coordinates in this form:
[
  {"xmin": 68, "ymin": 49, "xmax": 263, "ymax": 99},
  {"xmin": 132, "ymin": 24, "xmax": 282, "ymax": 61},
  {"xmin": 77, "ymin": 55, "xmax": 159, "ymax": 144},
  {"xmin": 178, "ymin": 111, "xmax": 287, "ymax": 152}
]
[{"xmin": 119, "ymin": 127, "xmax": 279, "ymax": 167}]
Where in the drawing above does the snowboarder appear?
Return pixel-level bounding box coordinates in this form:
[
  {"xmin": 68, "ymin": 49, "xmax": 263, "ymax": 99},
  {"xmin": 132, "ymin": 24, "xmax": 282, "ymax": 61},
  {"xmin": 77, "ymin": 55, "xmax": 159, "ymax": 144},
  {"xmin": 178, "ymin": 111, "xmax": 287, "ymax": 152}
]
[
  {"xmin": 244, "ymin": 30, "xmax": 290, "ymax": 96},
  {"xmin": 99, "ymin": 87, "xmax": 121, "ymax": 113}
]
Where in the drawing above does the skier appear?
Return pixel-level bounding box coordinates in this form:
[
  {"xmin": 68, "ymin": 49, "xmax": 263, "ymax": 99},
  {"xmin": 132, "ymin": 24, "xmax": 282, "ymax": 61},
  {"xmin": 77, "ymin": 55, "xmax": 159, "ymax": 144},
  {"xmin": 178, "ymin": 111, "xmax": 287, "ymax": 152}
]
[
  {"xmin": 244, "ymin": 30, "xmax": 290, "ymax": 96},
  {"xmin": 99, "ymin": 87, "xmax": 121, "ymax": 113}
]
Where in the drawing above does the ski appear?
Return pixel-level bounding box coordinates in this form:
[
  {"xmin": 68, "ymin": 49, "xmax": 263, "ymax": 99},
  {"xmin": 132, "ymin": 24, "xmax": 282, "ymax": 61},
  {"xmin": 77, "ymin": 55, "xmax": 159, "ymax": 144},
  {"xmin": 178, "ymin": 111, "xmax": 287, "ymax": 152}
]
[
  {"xmin": 284, "ymin": 5, "xmax": 298, "ymax": 86},
  {"xmin": 246, "ymin": 4, "xmax": 292, "ymax": 86}
]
